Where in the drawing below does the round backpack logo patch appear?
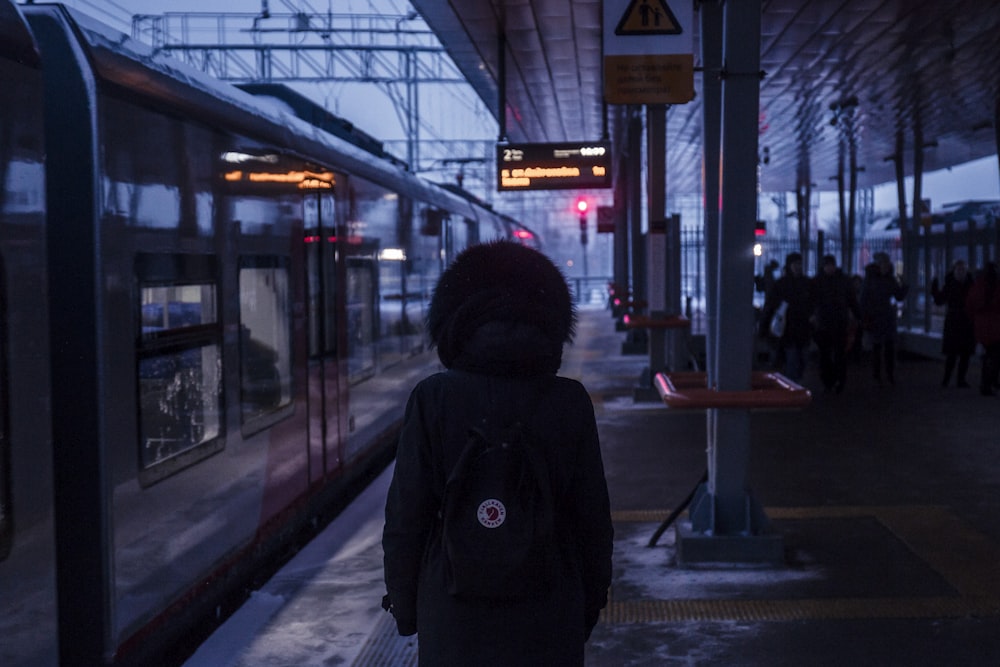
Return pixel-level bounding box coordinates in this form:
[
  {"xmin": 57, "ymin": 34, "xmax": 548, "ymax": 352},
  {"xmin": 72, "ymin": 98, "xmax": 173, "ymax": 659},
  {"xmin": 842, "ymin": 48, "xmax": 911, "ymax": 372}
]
[{"xmin": 477, "ymin": 499, "xmax": 506, "ymax": 528}]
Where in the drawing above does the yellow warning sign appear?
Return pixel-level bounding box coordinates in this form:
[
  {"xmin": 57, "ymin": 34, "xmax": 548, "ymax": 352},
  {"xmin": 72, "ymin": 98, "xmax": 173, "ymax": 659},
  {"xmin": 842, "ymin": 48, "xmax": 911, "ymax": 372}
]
[
  {"xmin": 604, "ymin": 54, "xmax": 694, "ymax": 105},
  {"xmin": 616, "ymin": 0, "xmax": 682, "ymax": 35}
]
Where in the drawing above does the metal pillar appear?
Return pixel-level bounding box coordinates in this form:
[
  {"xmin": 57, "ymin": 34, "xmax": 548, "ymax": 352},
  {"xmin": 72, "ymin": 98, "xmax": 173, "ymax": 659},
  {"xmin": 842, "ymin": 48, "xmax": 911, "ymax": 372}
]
[
  {"xmin": 610, "ymin": 106, "xmax": 629, "ymax": 311},
  {"xmin": 665, "ymin": 213, "xmax": 688, "ymax": 370},
  {"xmin": 645, "ymin": 103, "xmax": 668, "ymax": 384},
  {"xmin": 620, "ymin": 107, "xmax": 648, "ymax": 354},
  {"xmin": 678, "ymin": 0, "xmax": 782, "ymax": 565},
  {"xmin": 701, "ymin": 0, "xmax": 722, "ymax": 384},
  {"xmin": 629, "ymin": 107, "xmax": 646, "ymax": 308}
]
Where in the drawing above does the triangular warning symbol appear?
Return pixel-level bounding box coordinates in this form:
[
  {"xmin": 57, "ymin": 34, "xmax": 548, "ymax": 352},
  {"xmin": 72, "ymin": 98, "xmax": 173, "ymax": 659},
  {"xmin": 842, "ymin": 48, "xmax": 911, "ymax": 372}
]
[{"xmin": 615, "ymin": 0, "xmax": 683, "ymax": 36}]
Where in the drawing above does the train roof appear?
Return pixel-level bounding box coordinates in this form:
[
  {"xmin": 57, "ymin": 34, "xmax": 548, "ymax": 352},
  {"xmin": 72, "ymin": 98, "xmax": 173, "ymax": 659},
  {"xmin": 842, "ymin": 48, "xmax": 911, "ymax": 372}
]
[
  {"xmin": 235, "ymin": 83, "xmax": 394, "ymax": 164},
  {"xmin": 938, "ymin": 200, "xmax": 1000, "ymax": 220},
  {"xmin": 21, "ymin": 3, "xmax": 490, "ymax": 224}
]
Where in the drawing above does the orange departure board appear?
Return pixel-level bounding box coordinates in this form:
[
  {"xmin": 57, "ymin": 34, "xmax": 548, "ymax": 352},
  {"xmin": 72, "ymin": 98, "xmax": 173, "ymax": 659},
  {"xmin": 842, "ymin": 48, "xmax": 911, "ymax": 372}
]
[{"xmin": 496, "ymin": 142, "xmax": 612, "ymax": 191}]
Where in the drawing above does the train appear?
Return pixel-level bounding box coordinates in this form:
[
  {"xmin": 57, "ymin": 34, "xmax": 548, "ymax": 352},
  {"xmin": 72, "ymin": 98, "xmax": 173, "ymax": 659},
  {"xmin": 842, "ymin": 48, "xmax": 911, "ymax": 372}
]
[
  {"xmin": 862, "ymin": 199, "xmax": 999, "ymax": 270},
  {"xmin": 0, "ymin": 2, "xmax": 537, "ymax": 665}
]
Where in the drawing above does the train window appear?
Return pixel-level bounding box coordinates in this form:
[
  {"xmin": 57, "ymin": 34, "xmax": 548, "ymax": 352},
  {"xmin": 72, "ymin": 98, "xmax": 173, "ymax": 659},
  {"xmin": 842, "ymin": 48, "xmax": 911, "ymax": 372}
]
[
  {"xmin": 346, "ymin": 257, "xmax": 377, "ymax": 382},
  {"xmin": 305, "ymin": 193, "xmax": 338, "ymax": 359},
  {"xmin": 238, "ymin": 256, "xmax": 293, "ymax": 432},
  {"xmin": 136, "ymin": 254, "xmax": 223, "ymax": 485}
]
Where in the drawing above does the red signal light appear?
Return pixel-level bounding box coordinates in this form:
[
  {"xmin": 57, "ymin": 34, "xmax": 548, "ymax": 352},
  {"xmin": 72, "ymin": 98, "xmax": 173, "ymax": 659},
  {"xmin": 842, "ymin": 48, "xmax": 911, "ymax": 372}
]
[{"xmin": 576, "ymin": 198, "xmax": 588, "ymax": 214}]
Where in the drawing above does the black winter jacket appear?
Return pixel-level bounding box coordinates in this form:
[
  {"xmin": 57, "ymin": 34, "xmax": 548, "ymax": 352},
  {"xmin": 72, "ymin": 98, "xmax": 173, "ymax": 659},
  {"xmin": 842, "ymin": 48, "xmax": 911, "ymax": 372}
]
[
  {"xmin": 932, "ymin": 271, "xmax": 975, "ymax": 355},
  {"xmin": 382, "ymin": 327, "xmax": 613, "ymax": 667},
  {"xmin": 761, "ymin": 272, "xmax": 813, "ymax": 345}
]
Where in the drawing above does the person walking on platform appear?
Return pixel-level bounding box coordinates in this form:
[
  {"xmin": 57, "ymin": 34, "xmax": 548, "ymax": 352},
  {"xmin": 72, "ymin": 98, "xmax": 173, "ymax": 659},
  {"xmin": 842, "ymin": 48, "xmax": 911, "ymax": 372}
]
[
  {"xmin": 860, "ymin": 252, "xmax": 908, "ymax": 386},
  {"xmin": 811, "ymin": 254, "xmax": 860, "ymax": 393},
  {"xmin": 966, "ymin": 260, "xmax": 1000, "ymax": 396},
  {"xmin": 382, "ymin": 240, "xmax": 614, "ymax": 667},
  {"xmin": 931, "ymin": 259, "xmax": 976, "ymax": 388},
  {"xmin": 760, "ymin": 252, "xmax": 813, "ymax": 381}
]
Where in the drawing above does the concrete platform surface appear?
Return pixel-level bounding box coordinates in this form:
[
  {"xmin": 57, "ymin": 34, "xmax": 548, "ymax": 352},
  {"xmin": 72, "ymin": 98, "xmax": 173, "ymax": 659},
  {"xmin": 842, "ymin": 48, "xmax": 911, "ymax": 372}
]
[{"xmin": 185, "ymin": 306, "xmax": 1000, "ymax": 666}]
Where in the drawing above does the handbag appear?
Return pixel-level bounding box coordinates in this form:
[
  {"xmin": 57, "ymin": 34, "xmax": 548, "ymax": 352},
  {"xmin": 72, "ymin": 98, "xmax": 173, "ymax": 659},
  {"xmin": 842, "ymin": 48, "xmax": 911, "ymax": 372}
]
[{"xmin": 769, "ymin": 301, "xmax": 788, "ymax": 338}]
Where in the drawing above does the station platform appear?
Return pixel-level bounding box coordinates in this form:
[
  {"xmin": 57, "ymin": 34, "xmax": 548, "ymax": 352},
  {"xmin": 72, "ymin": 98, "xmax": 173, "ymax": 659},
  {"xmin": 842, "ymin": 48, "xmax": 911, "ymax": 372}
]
[{"xmin": 183, "ymin": 306, "xmax": 1000, "ymax": 666}]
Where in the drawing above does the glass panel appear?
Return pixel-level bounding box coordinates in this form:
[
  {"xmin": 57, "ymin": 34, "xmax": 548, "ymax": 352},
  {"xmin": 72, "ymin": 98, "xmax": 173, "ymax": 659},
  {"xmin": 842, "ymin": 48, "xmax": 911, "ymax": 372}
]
[
  {"xmin": 138, "ymin": 343, "xmax": 222, "ymax": 469},
  {"xmin": 346, "ymin": 259, "xmax": 376, "ymax": 381},
  {"xmin": 141, "ymin": 284, "xmax": 217, "ymax": 332},
  {"xmin": 321, "ymin": 195, "xmax": 338, "ymax": 355},
  {"xmin": 378, "ymin": 257, "xmax": 404, "ymax": 368},
  {"xmin": 305, "ymin": 193, "xmax": 338, "ymax": 358},
  {"xmin": 239, "ymin": 261, "xmax": 292, "ymax": 423},
  {"xmin": 138, "ymin": 282, "xmax": 221, "ymax": 469}
]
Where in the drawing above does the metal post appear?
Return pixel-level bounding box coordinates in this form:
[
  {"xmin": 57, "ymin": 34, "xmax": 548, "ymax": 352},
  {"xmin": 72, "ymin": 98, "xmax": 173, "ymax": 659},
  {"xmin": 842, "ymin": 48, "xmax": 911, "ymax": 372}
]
[
  {"xmin": 613, "ymin": 108, "xmax": 630, "ymax": 310},
  {"xmin": 909, "ymin": 121, "xmax": 925, "ymax": 331},
  {"xmin": 666, "ymin": 213, "xmax": 687, "ymax": 369},
  {"xmin": 629, "ymin": 107, "xmax": 646, "ymax": 310},
  {"xmin": 700, "ymin": 0, "xmax": 722, "ymax": 384},
  {"xmin": 712, "ymin": 0, "xmax": 760, "ymax": 521},
  {"xmin": 678, "ymin": 0, "xmax": 782, "ymax": 565}
]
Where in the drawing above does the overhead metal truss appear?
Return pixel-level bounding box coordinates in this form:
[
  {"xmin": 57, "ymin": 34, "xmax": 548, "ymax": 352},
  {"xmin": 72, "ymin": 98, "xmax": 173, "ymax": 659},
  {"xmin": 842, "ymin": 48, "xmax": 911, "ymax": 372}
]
[{"xmin": 131, "ymin": 11, "xmax": 480, "ymax": 171}]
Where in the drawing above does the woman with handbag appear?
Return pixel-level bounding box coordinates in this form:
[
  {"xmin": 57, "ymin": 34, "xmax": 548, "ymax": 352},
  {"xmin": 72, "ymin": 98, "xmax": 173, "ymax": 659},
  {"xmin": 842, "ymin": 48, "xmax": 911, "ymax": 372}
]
[{"xmin": 760, "ymin": 252, "xmax": 813, "ymax": 381}]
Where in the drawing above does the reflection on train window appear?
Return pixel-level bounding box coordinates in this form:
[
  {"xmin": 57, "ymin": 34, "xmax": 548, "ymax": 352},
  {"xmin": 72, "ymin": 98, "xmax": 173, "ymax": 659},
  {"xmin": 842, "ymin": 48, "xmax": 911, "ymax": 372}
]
[
  {"xmin": 102, "ymin": 97, "xmax": 215, "ymax": 232},
  {"xmin": 136, "ymin": 254, "xmax": 223, "ymax": 484},
  {"xmin": 239, "ymin": 257, "xmax": 293, "ymax": 430},
  {"xmin": 346, "ymin": 257, "xmax": 377, "ymax": 383}
]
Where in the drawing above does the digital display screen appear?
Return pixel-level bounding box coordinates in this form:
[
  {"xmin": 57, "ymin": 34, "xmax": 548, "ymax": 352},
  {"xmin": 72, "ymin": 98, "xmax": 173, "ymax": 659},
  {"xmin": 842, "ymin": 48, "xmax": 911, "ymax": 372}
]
[{"xmin": 496, "ymin": 142, "xmax": 612, "ymax": 191}]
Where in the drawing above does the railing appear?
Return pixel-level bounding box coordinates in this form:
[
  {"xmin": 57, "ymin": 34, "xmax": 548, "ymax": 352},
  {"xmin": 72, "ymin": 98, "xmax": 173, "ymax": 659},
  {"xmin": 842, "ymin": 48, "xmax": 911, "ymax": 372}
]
[{"xmin": 572, "ymin": 220, "xmax": 996, "ymax": 346}]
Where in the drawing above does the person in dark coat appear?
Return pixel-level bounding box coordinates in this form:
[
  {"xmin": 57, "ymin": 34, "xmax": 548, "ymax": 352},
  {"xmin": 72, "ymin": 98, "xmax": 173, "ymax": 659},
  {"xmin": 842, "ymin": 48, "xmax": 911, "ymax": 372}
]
[
  {"xmin": 966, "ymin": 261, "xmax": 1000, "ymax": 396},
  {"xmin": 931, "ymin": 259, "xmax": 976, "ymax": 387},
  {"xmin": 860, "ymin": 252, "xmax": 908, "ymax": 385},
  {"xmin": 382, "ymin": 240, "xmax": 614, "ymax": 666},
  {"xmin": 810, "ymin": 254, "xmax": 860, "ymax": 393},
  {"xmin": 760, "ymin": 252, "xmax": 813, "ymax": 381}
]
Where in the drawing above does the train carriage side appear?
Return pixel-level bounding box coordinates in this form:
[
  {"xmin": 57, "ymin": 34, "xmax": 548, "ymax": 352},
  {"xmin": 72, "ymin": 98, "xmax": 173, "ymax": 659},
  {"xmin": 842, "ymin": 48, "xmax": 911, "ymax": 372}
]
[
  {"xmin": 21, "ymin": 4, "xmax": 491, "ymax": 665},
  {"xmin": 0, "ymin": 2, "xmax": 58, "ymax": 665}
]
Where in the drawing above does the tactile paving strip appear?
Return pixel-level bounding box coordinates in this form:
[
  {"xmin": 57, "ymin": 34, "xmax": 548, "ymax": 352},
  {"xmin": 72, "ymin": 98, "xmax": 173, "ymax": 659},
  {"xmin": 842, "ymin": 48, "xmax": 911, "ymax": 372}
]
[
  {"xmin": 606, "ymin": 505, "xmax": 1000, "ymax": 622},
  {"xmin": 601, "ymin": 596, "xmax": 999, "ymax": 624},
  {"xmin": 352, "ymin": 611, "xmax": 418, "ymax": 666}
]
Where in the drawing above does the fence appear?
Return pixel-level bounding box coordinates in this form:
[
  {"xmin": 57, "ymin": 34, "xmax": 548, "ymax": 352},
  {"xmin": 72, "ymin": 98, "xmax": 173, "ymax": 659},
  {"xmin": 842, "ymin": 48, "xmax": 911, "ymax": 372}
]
[
  {"xmin": 676, "ymin": 223, "xmax": 998, "ymax": 337},
  {"xmin": 574, "ymin": 219, "xmax": 997, "ymax": 342}
]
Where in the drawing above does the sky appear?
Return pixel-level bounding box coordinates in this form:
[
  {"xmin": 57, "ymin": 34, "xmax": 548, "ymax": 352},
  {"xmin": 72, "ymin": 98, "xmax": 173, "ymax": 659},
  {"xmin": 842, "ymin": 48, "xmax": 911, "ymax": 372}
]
[
  {"xmin": 33, "ymin": 0, "xmax": 499, "ymax": 187},
  {"xmin": 29, "ymin": 0, "xmax": 414, "ymax": 32}
]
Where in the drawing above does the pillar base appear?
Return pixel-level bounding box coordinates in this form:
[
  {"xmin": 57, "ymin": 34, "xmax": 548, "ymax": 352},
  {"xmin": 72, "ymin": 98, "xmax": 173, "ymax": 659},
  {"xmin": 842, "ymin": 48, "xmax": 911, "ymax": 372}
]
[
  {"xmin": 674, "ymin": 483, "xmax": 785, "ymax": 566},
  {"xmin": 621, "ymin": 339, "xmax": 647, "ymax": 355},
  {"xmin": 675, "ymin": 521, "xmax": 785, "ymax": 565}
]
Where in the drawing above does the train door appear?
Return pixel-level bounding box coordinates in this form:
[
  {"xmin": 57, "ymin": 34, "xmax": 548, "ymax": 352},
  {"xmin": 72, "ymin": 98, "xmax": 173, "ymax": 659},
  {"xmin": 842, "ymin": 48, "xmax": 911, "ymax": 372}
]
[{"xmin": 304, "ymin": 191, "xmax": 341, "ymax": 481}]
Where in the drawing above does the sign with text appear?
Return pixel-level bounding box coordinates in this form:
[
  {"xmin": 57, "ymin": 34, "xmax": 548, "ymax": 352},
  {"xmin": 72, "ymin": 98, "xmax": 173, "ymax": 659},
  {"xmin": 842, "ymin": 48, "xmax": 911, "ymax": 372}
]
[
  {"xmin": 603, "ymin": 0, "xmax": 694, "ymax": 104},
  {"xmin": 496, "ymin": 142, "xmax": 612, "ymax": 191},
  {"xmin": 604, "ymin": 54, "xmax": 694, "ymax": 104}
]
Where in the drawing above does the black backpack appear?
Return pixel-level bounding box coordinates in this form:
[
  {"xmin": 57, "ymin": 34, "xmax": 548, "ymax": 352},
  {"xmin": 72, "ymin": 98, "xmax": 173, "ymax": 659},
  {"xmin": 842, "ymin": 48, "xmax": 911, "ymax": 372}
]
[{"xmin": 439, "ymin": 415, "xmax": 558, "ymax": 602}]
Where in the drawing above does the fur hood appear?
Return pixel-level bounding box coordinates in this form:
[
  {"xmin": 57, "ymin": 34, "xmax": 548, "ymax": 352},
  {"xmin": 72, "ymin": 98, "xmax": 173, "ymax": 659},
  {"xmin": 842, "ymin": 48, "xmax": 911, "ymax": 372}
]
[{"xmin": 427, "ymin": 240, "xmax": 576, "ymax": 375}]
